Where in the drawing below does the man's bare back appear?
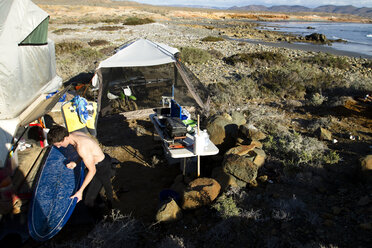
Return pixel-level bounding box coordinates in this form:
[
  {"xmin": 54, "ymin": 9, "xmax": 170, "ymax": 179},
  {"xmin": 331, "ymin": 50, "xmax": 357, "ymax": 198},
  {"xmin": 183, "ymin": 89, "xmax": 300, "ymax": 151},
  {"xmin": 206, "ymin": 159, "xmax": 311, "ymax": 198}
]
[{"xmin": 69, "ymin": 132, "xmax": 105, "ymax": 166}]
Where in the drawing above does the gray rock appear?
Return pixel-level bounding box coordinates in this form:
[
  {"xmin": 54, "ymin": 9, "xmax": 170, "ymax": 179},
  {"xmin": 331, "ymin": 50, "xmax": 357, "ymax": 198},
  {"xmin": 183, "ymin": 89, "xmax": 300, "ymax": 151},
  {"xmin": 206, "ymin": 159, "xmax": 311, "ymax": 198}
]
[
  {"xmin": 206, "ymin": 114, "xmax": 239, "ymax": 150},
  {"xmin": 317, "ymin": 127, "xmax": 332, "ymax": 141},
  {"xmin": 231, "ymin": 111, "xmax": 246, "ymax": 126},
  {"xmin": 240, "ymin": 124, "xmax": 267, "ymax": 141},
  {"xmin": 361, "ymin": 155, "xmax": 372, "ymax": 171},
  {"xmin": 211, "ymin": 166, "xmax": 239, "ymax": 191},
  {"xmin": 223, "ymin": 154, "xmax": 258, "ymax": 183},
  {"xmin": 182, "ymin": 177, "xmax": 221, "ymax": 209},
  {"xmin": 156, "ymin": 199, "xmax": 183, "ymax": 223},
  {"xmin": 247, "ymin": 148, "xmax": 266, "ymax": 168},
  {"xmin": 305, "ymin": 33, "xmax": 328, "ymax": 43}
]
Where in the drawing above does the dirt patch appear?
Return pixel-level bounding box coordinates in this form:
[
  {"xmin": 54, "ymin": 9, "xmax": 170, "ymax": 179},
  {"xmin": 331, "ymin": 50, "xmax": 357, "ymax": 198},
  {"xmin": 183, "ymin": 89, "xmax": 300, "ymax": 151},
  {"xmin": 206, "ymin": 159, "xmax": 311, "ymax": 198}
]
[{"xmin": 96, "ymin": 114, "xmax": 180, "ymax": 223}]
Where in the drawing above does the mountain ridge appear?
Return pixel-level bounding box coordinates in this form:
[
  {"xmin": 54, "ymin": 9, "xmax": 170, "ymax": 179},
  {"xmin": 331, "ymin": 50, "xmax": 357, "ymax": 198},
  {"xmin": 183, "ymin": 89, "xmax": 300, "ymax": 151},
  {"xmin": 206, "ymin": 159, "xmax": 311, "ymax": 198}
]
[{"xmin": 228, "ymin": 5, "xmax": 372, "ymax": 18}]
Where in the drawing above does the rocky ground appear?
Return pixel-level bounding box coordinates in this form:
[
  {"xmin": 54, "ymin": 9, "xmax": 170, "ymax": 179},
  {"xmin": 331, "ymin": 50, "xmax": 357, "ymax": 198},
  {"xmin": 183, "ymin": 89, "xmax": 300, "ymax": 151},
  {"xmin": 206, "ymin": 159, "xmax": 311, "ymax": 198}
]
[{"xmin": 17, "ymin": 1, "xmax": 372, "ymax": 248}]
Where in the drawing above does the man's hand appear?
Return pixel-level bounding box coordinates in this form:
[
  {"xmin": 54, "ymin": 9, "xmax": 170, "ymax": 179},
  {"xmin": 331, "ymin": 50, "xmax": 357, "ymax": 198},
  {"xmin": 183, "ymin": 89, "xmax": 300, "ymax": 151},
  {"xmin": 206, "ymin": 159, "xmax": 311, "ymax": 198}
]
[
  {"xmin": 70, "ymin": 190, "xmax": 83, "ymax": 202},
  {"xmin": 66, "ymin": 161, "xmax": 77, "ymax": 169}
]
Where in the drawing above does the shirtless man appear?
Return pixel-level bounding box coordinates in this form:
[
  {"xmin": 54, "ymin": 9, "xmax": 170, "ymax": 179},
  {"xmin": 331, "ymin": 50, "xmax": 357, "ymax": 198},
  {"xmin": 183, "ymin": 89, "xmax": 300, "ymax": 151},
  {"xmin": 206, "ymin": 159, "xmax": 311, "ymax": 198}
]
[{"xmin": 47, "ymin": 125, "xmax": 114, "ymax": 207}]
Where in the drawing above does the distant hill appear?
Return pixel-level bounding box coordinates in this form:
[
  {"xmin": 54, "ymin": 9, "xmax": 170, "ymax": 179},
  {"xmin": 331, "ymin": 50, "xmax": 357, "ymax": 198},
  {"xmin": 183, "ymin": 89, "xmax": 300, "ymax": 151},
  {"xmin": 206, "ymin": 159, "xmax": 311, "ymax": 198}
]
[{"xmin": 228, "ymin": 5, "xmax": 372, "ymax": 18}]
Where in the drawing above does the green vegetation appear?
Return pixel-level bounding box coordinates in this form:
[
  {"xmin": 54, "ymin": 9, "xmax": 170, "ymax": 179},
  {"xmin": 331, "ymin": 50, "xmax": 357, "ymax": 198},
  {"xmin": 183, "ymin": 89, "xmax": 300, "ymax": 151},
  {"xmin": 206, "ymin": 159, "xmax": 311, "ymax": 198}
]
[
  {"xmin": 101, "ymin": 16, "xmax": 125, "ymax": 24},
  {"xmin": 308, "ymin": 92, "xmax": 328, "ymax": 106},
  {"xmin": 88, "ymin": 39, "xmax": 110, "ymax": 47},
  {"xmin": 264, "ymin": 131, "xmax": 340, "ymax": 168},
  {"xmin": 55, "ymin": 41, "xmax": 84, "ymax": 54},
  {"xmin": 253, "ymin": 69, "xmax": 306, "ymax": 98},
  {"xmin": 209, "ymin": 77, "xmax": 259, "ymax": 110},
  {"xmin": 179, "ymin": 47, "xmax": 211, "ymax": 64},
  {"xmin": 52, "ymin": 28, "xmax": 76, "ymax": 34},
  {"xmin": 223, "ymin": 51, "xmax": 287, "ymax": 66},
  {"xmin": 201, "ymin": 36, "xmax": 224, "ymax": 42},
  {"xmin": 212, "ymin": 194, "xmax": 241, "ymax": 219},
  {"xmin": 303, "ymin": 54, "xmax": 350, "ymax": 69},
  {"xmin": 92, "ymin": 25, "xmax": 125, "ymax": 31},
  {"xmin": 123, "ymin": 17, "xmax": 155, "ymax": 25},
  {"xmin": 208, "ymin": 48, "xmax": 224, "ymax": 59}
]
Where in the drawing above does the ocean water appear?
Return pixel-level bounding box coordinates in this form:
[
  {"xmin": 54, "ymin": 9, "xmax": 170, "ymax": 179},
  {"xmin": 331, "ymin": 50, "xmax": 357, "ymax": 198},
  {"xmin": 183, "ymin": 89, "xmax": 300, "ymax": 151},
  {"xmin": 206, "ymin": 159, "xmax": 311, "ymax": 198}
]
[{"xmin": 259, "ymin": 22, "xmax": 372, "ymax": 57}]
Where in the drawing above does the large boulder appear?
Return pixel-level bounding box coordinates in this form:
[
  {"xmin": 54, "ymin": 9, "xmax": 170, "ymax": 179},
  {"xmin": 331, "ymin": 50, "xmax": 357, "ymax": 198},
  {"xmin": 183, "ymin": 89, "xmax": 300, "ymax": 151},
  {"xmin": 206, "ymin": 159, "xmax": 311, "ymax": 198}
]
[
  {"xmin": 225, "ymin": 144, "xmax": 256, "ymax": 156},
  {"xmin": 316, "ymin": 127, "xmax": 332, "ymax": 141},
  {"xmin": 361, "ymin": 155, "xmax": 372, "ymax": 171},
  {"xmin": 225, "ymin": 145, "xmax": 266, "ymax": 168},
  {"xmin": 240, "ymin": 124, "xmax": 266, "ymax": 141},
  {"xmin": 223, "ymin": 154, "xmax": 258, "ymax": 184},
  {"xmin": 211, "ymin": 166, "xmax": 239, "ymax": 191},
  {"xmin": 305, "ymin": 33, "xmax": 328, "ymax": 43},
  {"xmin": 182, "ymin": 178, "xmax": 221, "ymax": 209},
  {"xmin": 206, "ymin": 114, "xmax": 239, "ymax": 151},
  {"xmin": 156, "ymin": 199, "xmax": 182, "ymax": 223},
  {"xmin": 248, "ymin": 148, "xmax": 266, "ymax": 168},
  {"xmin": 231, "ymin": 111, "xmax": 246, "ymax": 126},
  {"xmin": 360, "ymin": 155, "xmax": 372, "ymax": 182}
]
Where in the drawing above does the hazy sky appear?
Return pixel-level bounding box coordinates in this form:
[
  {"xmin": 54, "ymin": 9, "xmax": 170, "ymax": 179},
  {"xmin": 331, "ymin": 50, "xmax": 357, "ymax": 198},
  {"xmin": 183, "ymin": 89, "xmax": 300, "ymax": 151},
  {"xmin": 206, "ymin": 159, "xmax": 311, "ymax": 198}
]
[{"xmin": 131, "ymin": 0, "xmax": 372, "ymax": 8}]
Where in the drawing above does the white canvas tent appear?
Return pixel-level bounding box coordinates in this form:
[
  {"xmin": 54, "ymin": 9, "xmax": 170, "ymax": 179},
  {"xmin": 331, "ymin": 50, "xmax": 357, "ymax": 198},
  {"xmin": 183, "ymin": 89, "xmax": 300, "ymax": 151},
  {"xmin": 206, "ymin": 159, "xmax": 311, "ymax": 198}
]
[
  {"xmin": 0, "ymin": 0, "xmax": 62, "ymax": 168},
  {"xmin": 92, "ymin": 38, "xmax": 207, "ymax": 116}
]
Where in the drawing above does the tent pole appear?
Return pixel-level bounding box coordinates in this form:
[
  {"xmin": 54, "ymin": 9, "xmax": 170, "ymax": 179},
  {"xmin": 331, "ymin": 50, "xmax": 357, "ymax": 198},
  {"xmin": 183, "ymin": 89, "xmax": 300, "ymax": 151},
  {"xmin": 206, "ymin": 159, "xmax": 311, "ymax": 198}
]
[
  {"xmin": 172, "ymin": 63, "xmax": 177, "ymax": 98},
  {"xmin": 197, "ymin": 114, "xmax": 200, "ymax": 177}
]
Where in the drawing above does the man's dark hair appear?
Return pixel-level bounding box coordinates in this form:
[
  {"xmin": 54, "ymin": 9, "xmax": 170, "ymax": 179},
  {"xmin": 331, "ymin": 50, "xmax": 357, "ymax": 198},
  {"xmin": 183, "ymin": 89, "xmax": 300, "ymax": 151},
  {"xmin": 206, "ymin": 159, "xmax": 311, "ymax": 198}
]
[{"xmin": 47, "ymin": 125, "xmax": 69, "ymax": 145}]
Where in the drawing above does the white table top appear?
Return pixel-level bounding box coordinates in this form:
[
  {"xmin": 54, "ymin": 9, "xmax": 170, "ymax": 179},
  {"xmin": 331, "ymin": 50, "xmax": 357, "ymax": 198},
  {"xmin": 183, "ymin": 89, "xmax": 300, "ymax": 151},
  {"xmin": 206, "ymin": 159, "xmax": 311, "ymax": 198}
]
[{"xmin": 150, "ymin": 114, "xmax": 219, "ymax": 159}]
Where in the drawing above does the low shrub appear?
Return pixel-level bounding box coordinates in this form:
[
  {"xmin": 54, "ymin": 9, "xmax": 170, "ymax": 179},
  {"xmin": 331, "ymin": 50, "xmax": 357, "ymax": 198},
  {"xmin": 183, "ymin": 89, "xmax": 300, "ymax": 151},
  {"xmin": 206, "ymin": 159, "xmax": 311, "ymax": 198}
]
[
  {"xmin": 52, "ymin": 28, "xmax": 76, "ymax": 34},
  {"xmin": 178, "ymin": 47, "xmax": 211, "ymax": 64},
  {"xmin": 307, "ymin": 92, "xmax": 328, "ymax": 106},
  {"xmin": 208, "ymin": 48, "xmax": 224, "ymax": 59},
  {"xmin": 50, "ymin": 210, "xmax": 143, "ymax": 248},
  {"xmin": 73, "ymin": 47, "xmax": 103, "ymax": 60},
  {"xmin": 223, "ymin": 51, "xmax": 287, "ymax": 66},
  {"xmin": 201, "ymin": 36, "xmax": 224, "ymax": 42},
  {"xmin": 92, "ymin": 25, "xmax": 125, "ymax": 31},
  {"xmin": 157, "ymin": 235, "xmax": 193, "ymax": 248},
  {"xmin": 264, "ymin": 130, "xmax": 340, "ymax": 168},
  {"xmin": 101, "ymin": 16, "xmax": 124, "ymax": 24},
  {"xmin": 55, "ymin": 41, "xmax": 84, "ymax": 54},
  {"xmin": 304, "ymin": 72, "xmax": 346, "ymax": 93},
  {"xmin": 251, "ymin": 65, "xmax": 346, "ymax": 99},
  {"xmin": 208, "ymin": 76, "xmax": 260, "ymax": 110},
  {"xmin": 253, "ymin": 69, "xmax": 306, "ymax": 99},
  {"xmin": 302, "ymin": 54, "xmax": 350, "ymax": 69},
  {"xmin": 88, "ymin": 39, "xmax": 110, "ymax": 47},
  {"xmin": 123, "ymin": 17, "xmax": 155, "ymax": 25},
  {"xmin": 212, "ymin": 194, "xmax": 241, "ymax": 219}
]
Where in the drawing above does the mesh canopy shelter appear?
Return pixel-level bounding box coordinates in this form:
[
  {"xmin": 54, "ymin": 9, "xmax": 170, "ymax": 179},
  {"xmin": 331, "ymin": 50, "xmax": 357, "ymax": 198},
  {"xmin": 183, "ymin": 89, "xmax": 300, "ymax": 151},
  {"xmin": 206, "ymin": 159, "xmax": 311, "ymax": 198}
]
[
  {"xmin": 92, "ymin": 38, "xmax": 208, "ymax": 116},
  {"xmin": 0, "ymin": 0, "xmax": 62, "ymax": 167}
]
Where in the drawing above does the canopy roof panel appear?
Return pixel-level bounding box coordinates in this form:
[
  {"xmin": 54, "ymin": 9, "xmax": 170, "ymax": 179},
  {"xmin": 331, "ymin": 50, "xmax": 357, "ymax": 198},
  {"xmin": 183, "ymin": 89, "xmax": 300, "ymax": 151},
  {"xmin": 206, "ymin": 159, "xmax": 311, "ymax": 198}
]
[{"xmin": 98, "ymin": 38, "xmax": 179, "ymax": 68}]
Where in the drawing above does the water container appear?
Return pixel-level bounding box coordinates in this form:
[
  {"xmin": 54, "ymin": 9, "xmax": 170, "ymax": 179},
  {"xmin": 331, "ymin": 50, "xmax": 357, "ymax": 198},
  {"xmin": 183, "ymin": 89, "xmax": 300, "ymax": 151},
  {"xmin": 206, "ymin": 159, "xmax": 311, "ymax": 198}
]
[
  {"xmin": 193, "ymin": 133, "xmax": 205, "ymax": 155},
  {"xmin": 202, "ymin": 130, "xmax": 210, "ymax": 150}
]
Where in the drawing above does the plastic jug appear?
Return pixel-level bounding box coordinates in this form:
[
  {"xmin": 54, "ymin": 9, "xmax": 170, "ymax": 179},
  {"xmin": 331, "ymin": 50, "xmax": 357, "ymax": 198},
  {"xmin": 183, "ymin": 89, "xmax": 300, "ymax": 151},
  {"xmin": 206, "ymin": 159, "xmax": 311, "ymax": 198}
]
[
  {"xmin": 193, "ymin": 133, "xmax": 205, "ymax": 155},
  {"xmin": 202, "ymin": 129, "xmax": 210, "ymax": 150}
]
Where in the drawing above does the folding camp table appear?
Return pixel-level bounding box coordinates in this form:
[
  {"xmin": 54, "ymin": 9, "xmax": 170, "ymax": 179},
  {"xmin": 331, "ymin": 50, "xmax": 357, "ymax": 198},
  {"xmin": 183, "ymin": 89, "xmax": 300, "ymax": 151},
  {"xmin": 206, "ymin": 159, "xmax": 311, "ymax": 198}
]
[{"xmin": 149, "ymin": 114, "xmax": 218, "ymax": 176}]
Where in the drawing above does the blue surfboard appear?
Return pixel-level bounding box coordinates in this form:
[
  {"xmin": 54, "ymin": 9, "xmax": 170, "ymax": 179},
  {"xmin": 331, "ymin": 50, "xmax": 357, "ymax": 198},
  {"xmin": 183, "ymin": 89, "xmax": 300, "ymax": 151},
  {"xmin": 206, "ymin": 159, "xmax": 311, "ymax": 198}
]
[{"xmin": 28, "ymin": 145, "xmax": 85, "ymax": 241}]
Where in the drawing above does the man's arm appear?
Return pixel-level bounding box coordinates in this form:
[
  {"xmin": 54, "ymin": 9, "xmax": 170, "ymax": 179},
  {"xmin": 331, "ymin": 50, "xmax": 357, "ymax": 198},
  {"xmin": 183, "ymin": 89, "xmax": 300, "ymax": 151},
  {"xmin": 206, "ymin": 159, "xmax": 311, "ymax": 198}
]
[
  {"xmin": 70, "ymin": 154, "xmax": 96, "ymax": 202},
  {"xmin": 66, "ymin": 157, "xmax": 82, "ymax": 169}
]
